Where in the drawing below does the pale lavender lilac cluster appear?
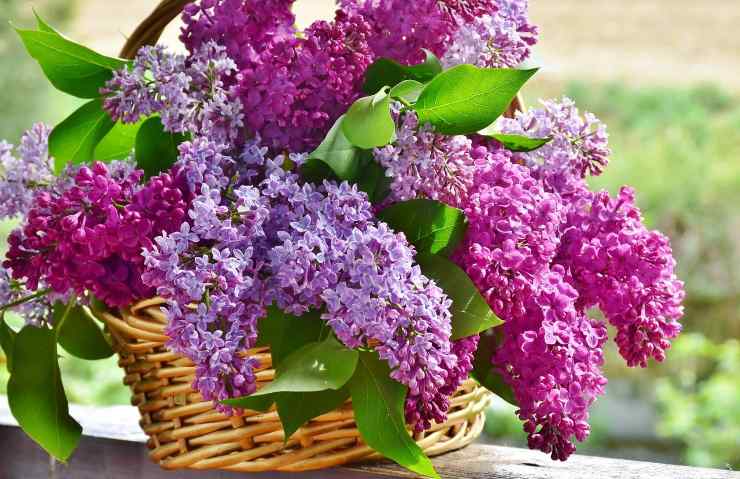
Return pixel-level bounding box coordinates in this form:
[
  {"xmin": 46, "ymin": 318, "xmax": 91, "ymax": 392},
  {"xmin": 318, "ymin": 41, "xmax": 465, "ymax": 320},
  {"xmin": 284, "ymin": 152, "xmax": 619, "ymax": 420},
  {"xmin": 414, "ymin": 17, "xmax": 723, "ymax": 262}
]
[
  {"xmin": 498, "ymin": 97, "xmax": 610, "ymax": 196},
  {"xmin": 0, "ymin": 123, "xmax": 54, "ymax": 220},
  {"xmin": 374, "ymin": 110, "xmax": 479, "ymax": 206},
  {"xmin": 442, "ymin": 0, "xmax": 538, "ymax": 68},
  {"xmin": 141, "ymin": 145, "xmax": 462, "ymax": 427},
  {"xmin": 102, "ymin": 42, "xmax": 244, "ymax": 143}
]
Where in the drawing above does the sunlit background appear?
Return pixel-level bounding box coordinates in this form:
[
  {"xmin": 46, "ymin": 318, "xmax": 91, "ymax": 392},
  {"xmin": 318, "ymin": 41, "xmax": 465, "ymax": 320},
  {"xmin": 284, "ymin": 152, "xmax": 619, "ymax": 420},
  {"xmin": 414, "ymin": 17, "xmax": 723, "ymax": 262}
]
[{"xmin": 1, "ymin": 0, "xmax": 738, "ymax": 469}]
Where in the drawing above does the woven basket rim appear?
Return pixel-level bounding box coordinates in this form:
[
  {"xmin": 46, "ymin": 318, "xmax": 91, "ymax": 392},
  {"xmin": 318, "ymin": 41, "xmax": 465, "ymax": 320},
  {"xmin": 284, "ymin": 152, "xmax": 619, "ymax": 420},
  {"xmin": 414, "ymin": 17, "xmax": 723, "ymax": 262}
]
[{"xmin": 100, "ymin": 297, "xmax": 492, "ymax": 472}]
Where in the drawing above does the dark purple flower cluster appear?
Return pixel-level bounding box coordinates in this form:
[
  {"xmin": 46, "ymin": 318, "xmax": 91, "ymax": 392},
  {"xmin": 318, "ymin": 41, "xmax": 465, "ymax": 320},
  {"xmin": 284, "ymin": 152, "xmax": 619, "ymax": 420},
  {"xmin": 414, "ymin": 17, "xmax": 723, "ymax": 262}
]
[
  {"xmin": 181, "ymin": 0, "xmax": 374, "ymax": 152},
  {"xmin": 341, "ymin": 0, "xmax": 497, "ymax": 65},
  {"xmin": 556, "ymin": 187, "xmax": 684, "ymax": 367},
  {"xmin": 3, "ymin": 161, "xmax": 192, "ymax": 308}
]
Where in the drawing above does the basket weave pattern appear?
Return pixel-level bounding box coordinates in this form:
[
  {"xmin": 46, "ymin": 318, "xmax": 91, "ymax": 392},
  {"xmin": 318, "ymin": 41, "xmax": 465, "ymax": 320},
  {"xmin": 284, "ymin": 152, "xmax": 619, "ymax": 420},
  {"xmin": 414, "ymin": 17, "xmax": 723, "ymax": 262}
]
[{"xmin": 100, "ymin": 298, "xmax": 492, "ymax": 472}]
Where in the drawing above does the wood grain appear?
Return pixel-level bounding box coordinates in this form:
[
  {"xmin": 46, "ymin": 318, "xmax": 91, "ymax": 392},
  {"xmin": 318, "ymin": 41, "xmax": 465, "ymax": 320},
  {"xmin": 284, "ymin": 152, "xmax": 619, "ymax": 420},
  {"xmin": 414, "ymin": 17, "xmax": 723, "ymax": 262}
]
[{"xmin": 0, "ymin": 400, "xmax": 736, "ymax": 479}]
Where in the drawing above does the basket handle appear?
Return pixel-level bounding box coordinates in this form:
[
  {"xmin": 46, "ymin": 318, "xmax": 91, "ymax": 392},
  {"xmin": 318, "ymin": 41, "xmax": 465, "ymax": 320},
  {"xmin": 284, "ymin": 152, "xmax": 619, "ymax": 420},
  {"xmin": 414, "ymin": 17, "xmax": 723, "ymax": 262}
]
[
  {"xmin": 119, "ymin": 0, "xmax": 524, "ymax": 115},
  {"xmin": 119, "ymin": 0, "xmax": 190, "ymax": 59}
]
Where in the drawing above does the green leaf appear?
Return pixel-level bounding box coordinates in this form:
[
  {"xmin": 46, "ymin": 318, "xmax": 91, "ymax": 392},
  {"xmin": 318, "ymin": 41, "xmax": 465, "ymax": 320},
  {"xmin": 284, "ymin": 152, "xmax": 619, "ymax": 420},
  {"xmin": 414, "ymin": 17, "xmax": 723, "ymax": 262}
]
[
  {"xmin": 33, "ymin": 10, "xmax": 61, "ymax": 35},
  {"xmin": 54, "ymin": 302, "xmax": 113, "ymax": 360},
  {"xmin": 472, "ymin": 329, "xmax": 517, "ymax": 406},
  {"xmin": 0, "ymin": 313, "xmax": 16, "ymax": 373},
  {"xmin": 252, "ymin": 336, "xmax": 358, "ymax": 396},
  {"xmin": 363, "ymin": 50, "xmax": 442, "ymax": 95},
  {"xmin": 94, "ymin": 119, "xmax": 144, "ymax": 161},
  {"xmin": 479, "ymin": 131, "xmax": 551, "ymax": 152},
  {"xmin": 377, "ymin": 199, "xmax": 467, "ymax": 256},
  {"xmin": 414, "ymin": 65, "xmax": 537, "ymax": 135},
  {"xmin": 135, "ymin": 116, "xmax": 187, "ymax": 179},
  {"xmin": 14, "ymin": 28, "xmax": 127, "ymax": 98},
  {"xmin": 49, "ymin": 99, "xmax": 115, "ymax": 173},
  {"xmin": 7, "ymin": 326, "xmax": 82, "ymax": 461},
  {"xmin": 256, "ymin": 307, "xmax": 326, "ymax": 366},
  {"xmin": 389, "ymin": 80, "xmax": 424, "ymax": 103},
  {"xmin": 416, "ymin": 254, "xmax": 503, "ymax": 340},
  {"xmin": 223, "ymin": 393, "xmax": 276, "ymax": 412},
  {"xmin": 307, "ymin": 115, "xmax": 361, "ymax": 180},
  {"xmin": 356, "ymin": 154, "xmax": 392, "ymax": 205},
  {"xmin": 342, "ymin": 88, "xmax": 396, "ymax": 149},
  {"xmin": 349, "ymin": 352, "xmax": 439, "ymax": 479},
  {"xmin": 276, "ymin": 387, "xmax": 350, "ymax": 440}
]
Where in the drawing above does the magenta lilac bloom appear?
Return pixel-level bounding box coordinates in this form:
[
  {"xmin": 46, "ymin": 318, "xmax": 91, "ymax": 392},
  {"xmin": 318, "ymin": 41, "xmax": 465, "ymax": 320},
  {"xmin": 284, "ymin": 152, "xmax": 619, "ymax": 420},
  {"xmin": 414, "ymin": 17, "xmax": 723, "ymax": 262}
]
[{"xmin": 3, "ymin": 161, "xmax": 192, "ymax": 308}]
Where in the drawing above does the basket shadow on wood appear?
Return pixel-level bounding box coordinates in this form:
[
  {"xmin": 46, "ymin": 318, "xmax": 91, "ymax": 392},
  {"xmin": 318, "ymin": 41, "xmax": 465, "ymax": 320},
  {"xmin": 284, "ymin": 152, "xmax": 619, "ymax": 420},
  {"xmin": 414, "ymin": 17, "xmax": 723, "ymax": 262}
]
[{"xmin": 99, "ymin": 297, "xmax": 492, "ymax": 472}]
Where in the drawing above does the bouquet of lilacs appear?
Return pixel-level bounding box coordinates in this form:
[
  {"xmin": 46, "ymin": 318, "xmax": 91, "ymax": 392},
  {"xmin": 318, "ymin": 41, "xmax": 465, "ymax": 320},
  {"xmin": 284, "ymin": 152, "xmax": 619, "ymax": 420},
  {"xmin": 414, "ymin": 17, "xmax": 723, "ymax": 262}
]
[{"xmin": 0, "ymin": 0, "xmax": 684, "ymax": 475}]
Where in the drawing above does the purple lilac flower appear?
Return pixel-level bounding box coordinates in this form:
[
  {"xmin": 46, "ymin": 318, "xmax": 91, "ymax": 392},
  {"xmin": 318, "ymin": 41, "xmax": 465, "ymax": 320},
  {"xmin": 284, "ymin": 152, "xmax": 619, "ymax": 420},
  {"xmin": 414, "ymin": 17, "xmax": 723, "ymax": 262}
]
[
  {"xmin": 180, "ymin": 1, "xmax": 375, "ymax": 152},
  {"xmin": 3, "ymin": 161, "xmax": 191, "ymax": 308},
  {"xmin": 143, "ymin": 149, "xmax": 460, "ymax": 426},
  {"xmin": 555, "ymin": 187, "xmax": 685, "ymax": 367},
  {"xmin": 498, "ymin": 97, "xmax": 610, "ymax": 196},
  {"xmin": 340, "ymin": 0, "xmax": 498, "ymax": 65},
  {"xmin": 180, "ymin": 0, "xmax": 297, "ymax": 68},
  {"xmin": 451, "ymin": 150, "xmax": 609, "ymax": 459},
  {"xmin": 490, "ymin": 268, "xmax": 608, "ymax": 461},
  {"xmin": 0, "ymin": 124, "xmax": 54, "ymax": 220},
  {"xmin": 233, "ymin": 11, "xmax": 375, "ymax": 152},
  {"xmin": 102, "ymin": 42, "xmax": 244, "ymax": 143},
  {"xmin": 374, "ymin": 111, "xmax": 479, "ymax": 206},
  {"xmin": 442, "ymin": 0, "xmax": 538, "ymax": 68}
]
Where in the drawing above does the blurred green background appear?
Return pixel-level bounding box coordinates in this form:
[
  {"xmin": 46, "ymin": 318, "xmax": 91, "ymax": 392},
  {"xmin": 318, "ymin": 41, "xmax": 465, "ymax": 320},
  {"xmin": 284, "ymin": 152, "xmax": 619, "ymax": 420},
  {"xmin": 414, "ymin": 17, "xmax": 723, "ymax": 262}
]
[{"xmin": 0, "ymin": 0, "xmax": 738, "ymax": 470}]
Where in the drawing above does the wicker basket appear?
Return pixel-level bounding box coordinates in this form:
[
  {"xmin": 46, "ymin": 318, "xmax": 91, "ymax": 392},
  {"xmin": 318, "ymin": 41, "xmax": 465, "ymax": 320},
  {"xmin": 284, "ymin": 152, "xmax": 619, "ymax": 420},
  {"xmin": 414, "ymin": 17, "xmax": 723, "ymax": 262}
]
[
  {"xmin": 97, "ymin": 0, "xmax": 531, "ymax": 472},
  {"xmin": 99, "ymin": 298, "xmax": 492, "ymax": 472}
]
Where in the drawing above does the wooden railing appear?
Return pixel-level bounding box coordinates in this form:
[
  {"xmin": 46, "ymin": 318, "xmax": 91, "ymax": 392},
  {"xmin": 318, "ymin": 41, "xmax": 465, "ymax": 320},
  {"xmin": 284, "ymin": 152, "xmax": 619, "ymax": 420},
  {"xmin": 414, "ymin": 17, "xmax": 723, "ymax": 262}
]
[{"xmin": 0, "ymin": 399, "xmax": 736, "ymax": 479}]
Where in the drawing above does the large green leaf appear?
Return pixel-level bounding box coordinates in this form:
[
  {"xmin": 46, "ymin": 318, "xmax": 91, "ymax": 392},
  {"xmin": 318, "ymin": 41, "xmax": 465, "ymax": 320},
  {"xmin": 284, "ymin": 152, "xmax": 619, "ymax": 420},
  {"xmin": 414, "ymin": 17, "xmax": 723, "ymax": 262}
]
[
  {"xmin": 377, "ymin": 199, "xmax": 467, "ymax": 256},
  {"xmin": 256, "ymin": 307, "xmax": 326, "ymax": 366},
  {"xmin": 276, "ymin": 387, "xmax": 350, "ymax": 441},
  {"xmin": 54, "ymin": 302, "xmax": 113, "ymax": 360},
  {"xmin": 417, "ymin": 254, "xmax": 503, "ymax": 340},
  {"xmin": 135, "ymin": 116, "xmax": 187, "ymax": 179},
  {"xmin": 342, "ymin": 88, "xmax": 396, "ymax": 149},
  {"xmin": 472, "ymin": 329, "xmax": 517, "ymax": 406},
  {"xmin": 414, "ymin": 65, "xmax": 537, "ymax": 135},
  {"xmin": 307, "ymin": 115, "xmax": 361, "ymax": 181},
  {"xmin": 0, "ymin": 313, "xmax": 16, "ymax": 373},
  {"xmin": 252, "ymin": 336, "xmax": 358, "ymax": 396},
  {"xmin": 49, "ymin": 99, "xmax": 116, "ymax": 173},
  {"xmin": 349, "ymin": 352, "xmax": 439, "ymax": 479},
  {"xmin": 94, "ymin": 119, "xmax": 144, "ymax": 161},
  {"xmin": 14, "ymin": 28, "xmax": 126, "ymax": 98},
  {"xmin": 7, "ymin": 326, "xmax": 82, "ymax": 461},
  {"xmin": 363, "ymin": 50, "xmax": 442, "ymax": 95}
]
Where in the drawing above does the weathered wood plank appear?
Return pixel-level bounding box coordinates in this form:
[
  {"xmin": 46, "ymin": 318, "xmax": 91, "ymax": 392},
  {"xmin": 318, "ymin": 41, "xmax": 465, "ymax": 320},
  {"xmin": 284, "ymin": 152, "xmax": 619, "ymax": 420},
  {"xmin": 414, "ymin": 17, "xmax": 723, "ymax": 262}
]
[{"xmin": 0, "ymin": 399, "xmax": 736, "ymax": 479}]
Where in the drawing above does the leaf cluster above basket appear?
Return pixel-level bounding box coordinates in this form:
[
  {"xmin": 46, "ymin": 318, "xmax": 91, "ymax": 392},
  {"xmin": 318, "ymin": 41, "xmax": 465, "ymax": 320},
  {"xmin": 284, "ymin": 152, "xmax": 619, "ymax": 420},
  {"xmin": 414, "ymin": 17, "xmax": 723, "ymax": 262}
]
[{"xmin": 0, "ymin": 1, "xmax": 685, "ymax": 477}]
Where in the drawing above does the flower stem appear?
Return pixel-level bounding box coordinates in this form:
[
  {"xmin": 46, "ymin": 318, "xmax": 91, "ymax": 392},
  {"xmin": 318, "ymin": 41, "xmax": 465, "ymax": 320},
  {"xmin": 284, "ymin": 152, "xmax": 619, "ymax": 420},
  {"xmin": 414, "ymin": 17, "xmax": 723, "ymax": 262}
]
[{"xmin": 0, "ymin": 288, "xmax": 51, "ymax": 312}]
